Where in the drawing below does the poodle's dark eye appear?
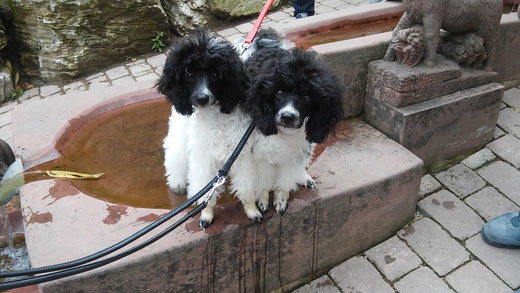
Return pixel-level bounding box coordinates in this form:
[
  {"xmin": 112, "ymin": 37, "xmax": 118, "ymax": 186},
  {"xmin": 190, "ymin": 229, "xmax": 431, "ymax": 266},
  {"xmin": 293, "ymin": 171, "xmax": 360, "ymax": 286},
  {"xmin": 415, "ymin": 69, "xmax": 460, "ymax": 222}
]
[
  {"xmin": 303, "ymin": 95, "xmax": 310, "ymax": 102},
  {"xmin": 210, "ymin": 71, "xmax": 219, "ymax": 80},
  {"xmin": 275, "ymin": 90, "xmax": 284, "ymax": 101},
  {"xmin": 185, "ymin": 68, "xmax": 193, "ymax": 81}
]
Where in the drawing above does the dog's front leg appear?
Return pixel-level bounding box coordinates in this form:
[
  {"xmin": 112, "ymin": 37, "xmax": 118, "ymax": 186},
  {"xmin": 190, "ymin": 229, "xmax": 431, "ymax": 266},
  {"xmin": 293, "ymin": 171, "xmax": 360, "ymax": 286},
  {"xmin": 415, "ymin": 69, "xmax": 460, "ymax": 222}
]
[
  {"xmin": 187, "ymin": 153, "xmax": 219, "ymax": 228},
  {"xmin": 163, "ymin": 111, "xmax": 189, "ymax": 194},
  {"xmin": 230, "ymin": 154, "xmax": 263, "ymax": 222},
  {"xmin": 273, "ymin": 164, "xmax": 301, "ymax": 215},
  {"xmin": 422, "ymin": 13, "xmax": 442, "ymax": 67}
]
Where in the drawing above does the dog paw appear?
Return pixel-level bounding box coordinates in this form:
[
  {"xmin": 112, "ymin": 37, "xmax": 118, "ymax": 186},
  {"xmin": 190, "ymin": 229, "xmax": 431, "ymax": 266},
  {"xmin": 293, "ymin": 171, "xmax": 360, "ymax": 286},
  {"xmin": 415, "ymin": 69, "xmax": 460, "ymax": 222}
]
[
  {"xmin": 172, "ymin": 186, "xmax": 186, "ymax": 195},
  {"xmin": 274, "ymin": 190, "xmax": 289, "ymax": 215},
  {"xmin": 305, "ymin": 179, "xmax": 316, "ymax": 189},
  {"xmin": 198, "ymin": 207, "xmax": 214, "ymax": 229},
  {"xmin": 255, "ymin": 190, "xmax": 270, "ymax": 213},
  {"xmin": 243, "ymin": 201, "xmax": 263, "ymax": 222}
]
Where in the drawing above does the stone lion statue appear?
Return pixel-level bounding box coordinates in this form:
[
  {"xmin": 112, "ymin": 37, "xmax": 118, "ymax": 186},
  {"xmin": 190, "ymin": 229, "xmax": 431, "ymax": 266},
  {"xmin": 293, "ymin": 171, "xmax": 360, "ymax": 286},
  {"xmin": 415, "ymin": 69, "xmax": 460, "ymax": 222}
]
[{"xmin": 384, "ymin": 0, "xmax": 503, "ymax": 71}]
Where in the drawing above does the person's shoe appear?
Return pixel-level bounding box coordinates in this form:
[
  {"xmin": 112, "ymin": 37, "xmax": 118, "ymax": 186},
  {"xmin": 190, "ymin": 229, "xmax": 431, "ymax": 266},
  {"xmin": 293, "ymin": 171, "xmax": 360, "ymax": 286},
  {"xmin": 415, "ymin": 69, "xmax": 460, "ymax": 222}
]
[
  {"xmin": 295, "ymin": 12, "xmax": 308, "ymax": 19},
  {"xmin": 481, "ymin": 212, "xmax": 520, "ymax": 248}
]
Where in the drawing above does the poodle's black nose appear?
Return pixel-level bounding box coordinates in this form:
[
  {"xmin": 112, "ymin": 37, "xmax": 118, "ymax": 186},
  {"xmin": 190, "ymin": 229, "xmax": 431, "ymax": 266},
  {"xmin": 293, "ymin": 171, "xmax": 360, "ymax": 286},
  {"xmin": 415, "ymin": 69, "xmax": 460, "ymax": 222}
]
[
  {"xmin": 195, "ymin": 95, "xmax": 209, "ymax": 106},
  {"xmin": 280, "ymin": 112, "xmax": 296, "ymax": 124}
]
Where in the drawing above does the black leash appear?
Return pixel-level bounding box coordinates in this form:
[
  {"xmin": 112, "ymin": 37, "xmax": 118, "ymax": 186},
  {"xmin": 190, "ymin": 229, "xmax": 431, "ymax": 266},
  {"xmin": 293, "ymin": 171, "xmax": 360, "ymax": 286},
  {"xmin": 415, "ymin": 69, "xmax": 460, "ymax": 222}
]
[{"xmin": 0, "ymin": 121, "xmax": 255, "ymax": 290}]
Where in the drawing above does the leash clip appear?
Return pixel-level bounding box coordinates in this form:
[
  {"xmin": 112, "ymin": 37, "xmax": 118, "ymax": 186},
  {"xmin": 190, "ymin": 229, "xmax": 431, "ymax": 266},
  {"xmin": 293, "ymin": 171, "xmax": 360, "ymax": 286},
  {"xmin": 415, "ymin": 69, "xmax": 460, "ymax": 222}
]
[
  {"xmin": 203, "ymin": 174, "xmax": 226, "ymax": 204},
  {"xmin": 239, "ymin": 42, "xmax": 251, "ymax": 56}
]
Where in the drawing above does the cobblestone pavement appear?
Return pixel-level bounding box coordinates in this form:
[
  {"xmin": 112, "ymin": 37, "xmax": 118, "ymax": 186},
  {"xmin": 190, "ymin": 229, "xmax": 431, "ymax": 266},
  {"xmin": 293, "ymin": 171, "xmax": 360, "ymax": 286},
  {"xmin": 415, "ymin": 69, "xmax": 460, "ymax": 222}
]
[{"xmin": 1, "ymin": 0, "xmax": 520, "ymax": 292}]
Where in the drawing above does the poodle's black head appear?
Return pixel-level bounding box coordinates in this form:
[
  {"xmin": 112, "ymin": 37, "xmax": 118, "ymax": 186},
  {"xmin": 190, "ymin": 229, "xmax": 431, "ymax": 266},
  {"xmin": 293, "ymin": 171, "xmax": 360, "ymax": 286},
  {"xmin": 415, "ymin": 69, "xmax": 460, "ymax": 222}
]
[
  {"xmin": 246, "ymin": 48, "xmax": 345, "ymax": 144},
  {"xmin": 157, "ymin": 31, "xmax": 248, "ymax": 115}
]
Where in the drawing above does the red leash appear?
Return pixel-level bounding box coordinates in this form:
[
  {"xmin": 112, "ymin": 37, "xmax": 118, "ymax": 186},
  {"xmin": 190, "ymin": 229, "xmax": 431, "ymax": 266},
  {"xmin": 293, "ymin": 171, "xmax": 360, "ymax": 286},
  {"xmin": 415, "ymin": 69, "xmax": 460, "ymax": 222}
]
[{"xmin": 240, "ymin": 0, "xmax": 276, "ymax": 54}]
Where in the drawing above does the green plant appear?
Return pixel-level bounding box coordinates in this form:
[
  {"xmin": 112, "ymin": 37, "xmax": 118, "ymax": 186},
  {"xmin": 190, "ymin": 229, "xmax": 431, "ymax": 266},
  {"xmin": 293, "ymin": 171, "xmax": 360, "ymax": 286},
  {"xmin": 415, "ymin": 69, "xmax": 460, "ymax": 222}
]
[{"xmin": 152, "ymin": 32, "xmax": 166, "ymax": 53}]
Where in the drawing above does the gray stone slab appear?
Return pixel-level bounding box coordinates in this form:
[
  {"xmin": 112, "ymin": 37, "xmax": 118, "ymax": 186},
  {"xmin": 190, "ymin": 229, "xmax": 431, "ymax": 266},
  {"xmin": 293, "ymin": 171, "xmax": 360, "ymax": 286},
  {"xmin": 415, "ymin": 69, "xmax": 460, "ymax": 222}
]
[
  {"xmin": 502, "ymin": 87, "xmax": 520, "ymax": 108},
  {"xmin": 0, "ymin": 110, "xmax": 12, "ymax": 128},
  {"xmin": 394, "ymin": 266, "xmax": 454, "ymax": 293},
  {"xmin": 39, "ymin": 84, "xmax": 62, "ymax": 97},
  {"xmin": 63, "ymin": 81, "xmax": 86, "ymax": 94},
  {"xmin": 365, "ymin": 83, "xmax": 503, "ymax": 168},
  {"xmin": 478, "ymin": 161, "xmax": 520, "ymax": 206},
  {"xmin": 0, "ymin": 103, "xmax": 14, "ymax": 115},
  {"xmin": 268, "ymin": 11, "xmax": 291, "ymax": 21},
  {"xmin": 465, "ymin": 187, "xmax": 520, "ymax": 221},
  {"xmin": 234, "ymin": 22, "xmax": 254, "ymax": 33},
  {"xmin": 494, "ymin": 127, "xmax": 506, "ymax": 139},
  {"xmin": 146, "ymin": 54, "xmax": 167, "ymax": 68},
  {"xmin": 487, "ymin": 134, "xmax": 520, "ymax": 168},
  {"xmin": 128, "ymin": 62, "xmax": 152, "ymax": 77},
  {"xmin": 398, "ymin": 218, "xmax": 469, "ymax": 276},
  {"xmin": 418, "ymin": 174, "xmax": 442, "ymax": 198},
  {"xmin": 329, "ymin": 256, "xmax": 393, "ymax": 293},
  {"xmin": 365, "ymin": 236, "xmax": 422, "ymax": 281},
  {"xmin": 105, "ymin": 66, "xmax": 130, "ymax": 80},
  {"xmin": 0, "ymin": 124, "xmax": 13, "ymax": 149},
  {"xmin": 19, "ymin": 87, "xmax": 40, "ymax": 102},
  {"xmin": 87, "ymin": 75, "xmax": 110, "ymax": 88},
  {"xmin": 461, "ymin": 148, "xmax": 496, "ymax": 170},
  {"xmin": 435, "ymin": 164, "xmax": 486, "ymax": 199},
  {"xmin": 111, "ymin": 75, "xmax": 136, "ymax": 87},
  {"xmin": 466, "ymin": 234, "xmax": 520, "ymax": 289},
  {"xmin": 445, "ymin": 261, "xmax": 512, "ymax": 293},
  {"xmin": 293, "ymin": 275, "xmax": 341, "ymax": 293},
  {"xmin": 217, "ymin": 27, "xmax": 240, "ymax": 38},
  {"xmin": 419, "ymin": 190, "xmax": 484, "ymax": 240},
  {"xmin": 497, "ymin": 108, "xmax": 520, "ymax": 139},
  {"xmin": 135, "ymin": 71, "xmax": 159, "ymax": 82}
]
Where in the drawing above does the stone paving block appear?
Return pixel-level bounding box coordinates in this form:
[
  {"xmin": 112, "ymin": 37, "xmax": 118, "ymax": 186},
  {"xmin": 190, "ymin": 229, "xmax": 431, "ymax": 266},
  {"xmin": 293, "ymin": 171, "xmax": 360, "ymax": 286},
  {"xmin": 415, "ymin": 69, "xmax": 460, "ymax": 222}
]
[
  {"xmin": 478, "ymin": 161, "xmax": 520, "ymax": 205},
  {"xmin": 111, "ymin": 75, "xmax": 136, "ymax": 87},
  {"xmin": 0, "ymin": 103, "xmax": 14, "ymax": 115},
  {"xmin": 465, "ymin": 187, "xmax": 520, "ymax": 221},
  {"xmin": 85, "ymin": 72, "xmax": 105, "ymax": 80},
  {"xmin": 105, "ymin": 66, "xmax": 130, "ymax": 80},
  {"xmin": 394, "ymin": 266, "xmax": 454, "ymax": 293},
  {"xmin": 466, "ymin": 233, "xmax": 520, "ymax": 289},
  {"xmin": 397, "ymin": 218, "xmax": 469, "ymax": 276},
  {"xmin": 135, "ymin": 71, "xmax": 159, "ymax": 82},
  {"xmin": 365, "ymin": 236, "xmax": 422, "ymax": 281},
  {"xmin": 503, "ymin": 87, "xmax": 520, "ymax": 108},
  {"xmin": 19, "ymin": 88, "xmax": 39, "ymax": 102},
  {"xmin": 461, "ymin": 148, "xmax": 496, "ymax": 170},
  {"xmin": 155, "ymin": 66, "xmax": 164, "ymax": 76},
  {"xmin": 146, "ymin": 54, "xmax": 167, "ymax": 68},
  {"xmin": 0, "ymin": 110, "xmax": 12, "ymax": 128},
  {"xmin": 445, "ymin": 261, "xmax": 512, "ymax": 293},
  {"xmin": 487, "ymin": 134, "xmax": 520, "ymax": 168},
  {"xmin": 329, "ymin": 256, "xmax": 393, "ymax": 293},
  {"xmin": 497, "ymin": 108, "xmax": 520, "ymax": 139},
  {"xmin": 501, "ymin": 103, "xmax": 507, "ymax": 109},
  {"xmin": 321, "ymin": 0, "xmax": 346, "ymax": 8},
  {"xmin": 418, "ymin": 174, "xmax": 442, "ymax": 198},
  {"xmin": 0, "ymin": 124, "xmax": 13, "ymax": 148},
  {"xmin": 128, "ymin": 62, "xmax": 152, "ymax": 77},
  {"xmin": 418, "ymin": 190, "xmax": 484, "ymax": 240},
  {"xmin": 39, "ymin": 84, "xmax": 62, "ymax": 97},
  {"xmin": 336, "ymin": 3, "xmax": 356, "ymax": 9},
  {"xmin": 293, "ymin": 275, "xmax": 341, "ymax": 293},
  {"xmin": 316, "ymin": 5, "xmax": 336, "ymax": 14},
  {"xmin": 225, "ymin": 33, "xmax": 244, "ymax": 43},
  {"xmin": 87, "ymin": 75, "xmax": 110, "ymax": 88},
  {"xmin": 235, "ymin": 22, "xmax": 255, "ymax": 33},
  {"xmin": 268, "ymin": 11, "xmax": 291, "ymax": 21},
  {"xmin": 494, "ymin": 126, "xmax": 506, "ymax": 139},
  {"xmin": 217, "ymin": 27, "xmax": 240, "ymax": 38},
  {"xmin": 63, "ymin": 81, "xmax": 86, "ymax": 94},
  {"xmin": 435, "ymin": 164, "xmax": 486, "ymax": 199}
]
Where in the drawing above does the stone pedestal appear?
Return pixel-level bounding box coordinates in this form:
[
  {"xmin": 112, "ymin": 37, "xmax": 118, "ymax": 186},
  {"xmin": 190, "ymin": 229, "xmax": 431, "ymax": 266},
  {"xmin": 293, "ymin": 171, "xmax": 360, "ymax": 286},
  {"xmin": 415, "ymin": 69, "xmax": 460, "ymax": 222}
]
[{"xmin": 364, "ymin": 56, "xmax": 504, "ymax": 168}]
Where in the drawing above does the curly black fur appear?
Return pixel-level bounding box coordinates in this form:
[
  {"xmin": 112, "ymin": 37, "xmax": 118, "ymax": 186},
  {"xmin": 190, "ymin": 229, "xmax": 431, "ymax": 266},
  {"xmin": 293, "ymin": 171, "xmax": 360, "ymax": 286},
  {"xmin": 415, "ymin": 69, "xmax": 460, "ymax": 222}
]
[
  {"xmin": 244, "ymin": 36, "xmax": 345, "ymax": 144},
  {"xmin": 157, "ymin": 31, "xmax": 249, "ymax": 115}
]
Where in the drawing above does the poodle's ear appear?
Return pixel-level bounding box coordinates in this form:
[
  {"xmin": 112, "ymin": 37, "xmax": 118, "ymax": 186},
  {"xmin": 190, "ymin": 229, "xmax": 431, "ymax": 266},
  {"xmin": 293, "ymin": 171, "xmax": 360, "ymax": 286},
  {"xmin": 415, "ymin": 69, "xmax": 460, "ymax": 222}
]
[
  {"xmin": 218, "ymin": 52, "xmax": 249, "ymax": 114},
  {"xmin": 246, "ymin": 74, "xmax": 278, "ymax": 136},
  {"xmin": 305, "ymin": 71, "xmax": 345, "ymax": 143},
  {"xmin": 156, "ymin": 48, "xmax": 193, "ymax": 115}
]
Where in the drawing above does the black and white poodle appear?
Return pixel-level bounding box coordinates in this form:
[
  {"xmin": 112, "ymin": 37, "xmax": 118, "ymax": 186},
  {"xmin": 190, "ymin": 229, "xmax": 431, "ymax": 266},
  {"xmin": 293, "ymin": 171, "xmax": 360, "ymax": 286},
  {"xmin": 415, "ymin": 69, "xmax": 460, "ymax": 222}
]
[
  {"xmin": 242, "ymin": 30, "xmax": 344, "ymax": 214},
  {"xmin": 157, "ymin": 31, "xmax": 263, "ymax": 228}
]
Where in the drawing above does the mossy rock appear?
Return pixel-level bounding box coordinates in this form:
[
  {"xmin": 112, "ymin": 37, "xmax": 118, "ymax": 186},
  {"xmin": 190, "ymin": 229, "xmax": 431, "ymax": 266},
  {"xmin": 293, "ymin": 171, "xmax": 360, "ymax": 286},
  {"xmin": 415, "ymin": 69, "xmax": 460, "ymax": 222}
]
[{"xmin": 9, "ymin": 0, "xmax": 170, "ymax": 82}]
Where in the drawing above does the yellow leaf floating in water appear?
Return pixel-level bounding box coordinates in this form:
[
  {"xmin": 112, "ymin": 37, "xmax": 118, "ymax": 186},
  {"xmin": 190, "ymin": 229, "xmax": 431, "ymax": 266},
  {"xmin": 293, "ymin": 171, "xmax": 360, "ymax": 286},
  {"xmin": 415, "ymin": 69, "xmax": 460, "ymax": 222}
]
[{"xmin": 45, "ymin": 170, "xmax": 105, "ymax": 180}]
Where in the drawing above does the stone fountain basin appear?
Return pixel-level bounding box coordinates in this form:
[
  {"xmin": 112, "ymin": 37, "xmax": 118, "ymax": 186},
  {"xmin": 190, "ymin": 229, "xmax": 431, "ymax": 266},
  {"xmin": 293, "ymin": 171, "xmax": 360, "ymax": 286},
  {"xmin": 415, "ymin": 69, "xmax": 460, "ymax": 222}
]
[
  {"xmin": 12, "ymin": 79, "xmax": 422, "ymax": 292},
  {"xmin": 272, "ymin": 2, "xmax": 520, "ymax": 118}
]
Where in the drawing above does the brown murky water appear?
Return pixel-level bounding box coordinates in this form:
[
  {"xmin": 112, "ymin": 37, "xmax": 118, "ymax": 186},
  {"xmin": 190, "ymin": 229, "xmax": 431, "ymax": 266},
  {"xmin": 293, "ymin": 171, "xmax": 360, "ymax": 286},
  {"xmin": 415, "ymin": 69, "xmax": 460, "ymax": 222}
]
[
  {"xmin": 26, "ymin": 99, "xmax": 346, "ymax": 210},
  {"xmin": 294, "ymin": 17, "xmax": 401, "ymax": 50}
]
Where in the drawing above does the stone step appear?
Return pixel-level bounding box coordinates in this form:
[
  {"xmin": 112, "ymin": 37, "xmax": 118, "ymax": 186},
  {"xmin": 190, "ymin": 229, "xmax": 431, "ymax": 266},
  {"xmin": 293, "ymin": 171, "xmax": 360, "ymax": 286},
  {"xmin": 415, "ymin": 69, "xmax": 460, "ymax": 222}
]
[{"xmin": 14, "ymin": 86, "xmax": 422, "ymax": 292}]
